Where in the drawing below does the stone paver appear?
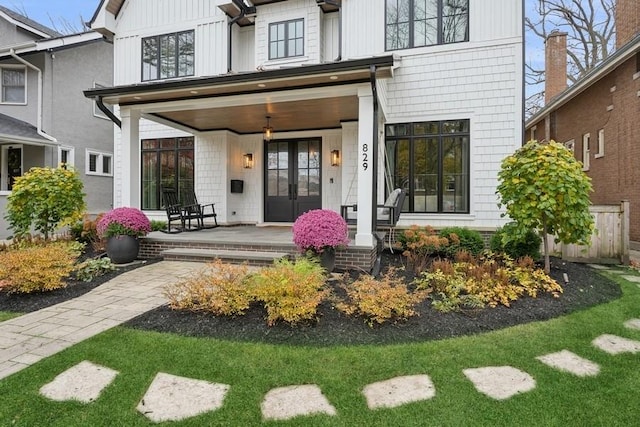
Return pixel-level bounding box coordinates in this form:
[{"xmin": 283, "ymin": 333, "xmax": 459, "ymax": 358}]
[
  {"xmin": 620, "ymin": 275, "xmax": 640, "ymax": 283},
  {"xmin": 624, "ymin": 319, "xmax": 640, "ymax": 330},
  {"xmin": 463, "ymin": 366, "xmax": 536, "ymax": 400},
  {"xmin": 587, "ymin": 264, "xmax": 610, "ymax": 270},
  {"xmin": 536, "ymin": 350, "xmax": 600, "ymax": 377},
  {"xmin": 137, "ymin": 372, "xmax": 229, "ymax": 423},
  {"xmin": 363, "ymin": 375, "xmax": 436, "ymax": 409},
  {"xmin": 0, "ymin": 261, "xmax": 204, "ymax": 381},
  {"xmin": 261, "ymin": 384, "xmax": 337, "ymax": 421},
  {"xmin": 592, "ymin": 334, "xmax": 640, "ymax": 354},
  {"xmin": 39, "ymin": 361, "xmax": 119, "ymax": 403}
]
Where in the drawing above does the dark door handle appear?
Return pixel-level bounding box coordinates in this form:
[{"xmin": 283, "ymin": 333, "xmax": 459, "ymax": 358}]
[
  {"xmin": 293, "ymin": 184, "xmax": 298, "ymax": 199},
  {"xmin": 288, "ymin": 184, "xmax": 293, "ymax": 200}
]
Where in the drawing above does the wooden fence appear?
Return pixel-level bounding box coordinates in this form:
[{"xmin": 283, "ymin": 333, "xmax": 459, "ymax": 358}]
[{"xmin": 547, "ymin": 201, "xmax": 630, "ymax": 265}]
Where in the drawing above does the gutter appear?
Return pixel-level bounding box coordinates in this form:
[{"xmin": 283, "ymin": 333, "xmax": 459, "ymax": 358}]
[{"xmin": 8, "ymin": 49, "xmax": 57, "ymax": 143}]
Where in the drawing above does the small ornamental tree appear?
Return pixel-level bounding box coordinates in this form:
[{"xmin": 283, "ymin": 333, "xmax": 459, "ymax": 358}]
[
  {"xmin": 6, "ymin": 167, "xmax": 86, "ymax": 240},
  {"xmin": 497, "ymin": 140, "xmax": 594, "ymax": 273}
]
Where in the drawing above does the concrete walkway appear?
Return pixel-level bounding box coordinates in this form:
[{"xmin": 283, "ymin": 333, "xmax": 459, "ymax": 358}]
[{"xmin": 0, "ymin": 261, "xmax": 204, "ymax": 381}]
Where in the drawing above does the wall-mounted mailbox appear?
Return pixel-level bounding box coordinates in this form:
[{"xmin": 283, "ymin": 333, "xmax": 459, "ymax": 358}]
[{"xmin": 230, "ymin": 179, "xmax": 244, "ymax": 193}]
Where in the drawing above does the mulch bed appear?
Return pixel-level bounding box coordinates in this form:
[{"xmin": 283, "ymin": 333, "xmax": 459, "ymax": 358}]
[
  {"xmin": 124, "ymin": 252, "xmax": 622, "ymax": 346},
  {"xmin": 0, "ymin": 248, "xmax": 160, "ymax": 313}
]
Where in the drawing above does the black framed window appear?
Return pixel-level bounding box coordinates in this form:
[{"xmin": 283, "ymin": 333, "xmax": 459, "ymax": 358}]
[
  {"xmin": 385, "ymin": 0, "xmax": 468, "ymax": 50},
  {"xmin": 385, "ymin": 120, "xmax": 470, "ymax": 213},
  {"xmin": 269, "ymin": 19, "xmax": 304, "ymax": 60},
  {"xmin": 1, "ymin": 67, "xmax": 26, "ymax": 103},
  {"xmin": 141, "ymin": 137, "xmax": 194, "ymax": 210},
  {"xmin": 142, "ymin": 30, "xmax": 195, "ymax": 81}
]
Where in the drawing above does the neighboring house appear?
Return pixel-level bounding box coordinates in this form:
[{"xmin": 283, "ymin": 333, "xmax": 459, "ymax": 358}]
[
  {"xmin": 0, "ymin": 5, "xmax": 114, "ymax": 238},
  {"xmin": 526, "ymin": 0, "xmax": 640, "ymax": 246},
  {"xmin": 86, "ymin": 0, "xmax": 523, "ymax": 248}
]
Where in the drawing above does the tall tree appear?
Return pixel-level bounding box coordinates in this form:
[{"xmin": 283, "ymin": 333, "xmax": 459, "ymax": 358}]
[{"xmin": 526, "ymin": 0, "xmax": 615, "ymax": 117}]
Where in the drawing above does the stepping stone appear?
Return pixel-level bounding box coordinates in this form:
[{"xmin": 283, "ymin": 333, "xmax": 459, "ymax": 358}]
[
  {"xmin": 624, "ymin": 319, "xmax": 640, "ymax": 330},
  {"xmin": 363, "ymin": 375, "xmax": 435, "ymax": 409},
  {"xmin": 137, "ymin": 372, "xmax": 229, "ymax": 423},
  {"xmin": 536, "ymin": 350, "xmax": 600, "ymax": 377},
  {"xmin": 620, "ymin": 275, "xmax": 640, "ymax": 283},
  {"xmin": 261, "ymin": 384, "xmax": 337, "ymax": 421},
  {"xmin": 463, "ymin": 366, "xmax": 535, "ymax": 400},
  {"xmin": 592, "ymin": 334, "xmax": 640, "ymax": 355},
  {"xmin": 587, "ymin": 264, "xmax": 610, "ymax": 270},
  {"xmin": 40, "ymin": 360, "xmax": 118, "ymax": 403}
]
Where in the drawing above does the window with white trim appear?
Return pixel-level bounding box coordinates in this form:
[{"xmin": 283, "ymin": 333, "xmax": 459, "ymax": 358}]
[
  {"xmin": 59, "ymin": 146, "xmax": 75, "ymax": 168},
  {"xmin": 86, "ymin": 150, "xmax": 112, "ymax": 176},
  {"xmin": 269, "ymin": 19, "xmax": 304, "ymax": 60},
  {"xmin": 595, "ymin": 128, "xmax": 604, "ymax": 158},
  {"xmin": 564, "ymin": 139, "xmax": 575, "ymax": 152},
  {"xmin": 1, "ymin": 66, "xmax": 26, "ymax": 104},
  {"xmin": 582, "ymin": 133, "xmax": 590, "ymax": 171}
]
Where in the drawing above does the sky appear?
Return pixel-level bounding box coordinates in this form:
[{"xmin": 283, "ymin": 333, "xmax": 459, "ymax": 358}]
[{"xmin": 2, "ymin": 0, "xmax": 99, "ymax": 33}]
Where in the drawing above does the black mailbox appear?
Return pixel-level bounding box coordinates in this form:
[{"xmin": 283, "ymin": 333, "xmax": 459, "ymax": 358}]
[{"xmin": 230, "ymin": 179, "xmax": 244, "ymax": 193}]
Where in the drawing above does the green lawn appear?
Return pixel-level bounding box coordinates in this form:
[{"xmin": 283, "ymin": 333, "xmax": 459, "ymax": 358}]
[
  {"xmin": 0, "ymin": 311, "xmax": 20, "ymax": 322},
  {"xmin": 0, "ymin": 270, "xmax": 639, "ymax": 426}
]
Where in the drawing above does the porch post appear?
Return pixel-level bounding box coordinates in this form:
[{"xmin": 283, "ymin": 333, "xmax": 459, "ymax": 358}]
[
  {"xmin": 119, "ymin": 108, "xmax": 141, "ymax": 208},
  {"xmin": 355, "ymin": 87, "xmax": 374, "ymax": 247}
]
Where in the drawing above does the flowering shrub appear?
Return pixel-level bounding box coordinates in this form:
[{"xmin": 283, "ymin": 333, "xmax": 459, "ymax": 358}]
[
  {"xmin": 292, "ymin": 209, "xmax": 349, "ymax": 253},
  {"xmin": 96, "ymin": 207, "xmax": 151, "ymax": 238}
]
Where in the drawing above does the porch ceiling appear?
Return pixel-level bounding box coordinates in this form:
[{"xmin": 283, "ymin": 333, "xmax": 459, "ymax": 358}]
[{"xmin": 153, "ymin": 95, "xmax": 359, "ymax": 133}]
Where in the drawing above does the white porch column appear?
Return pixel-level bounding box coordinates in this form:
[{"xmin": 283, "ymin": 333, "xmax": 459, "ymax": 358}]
[
  {"xmin": 355, "ymin": 87, "xmax": 375, "ymax": 247},
  {"xmin": 119, "ymin": 108, "xmax": 141, "ymax": 208}
]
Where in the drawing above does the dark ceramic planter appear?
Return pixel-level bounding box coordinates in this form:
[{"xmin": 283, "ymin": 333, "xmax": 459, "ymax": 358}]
[
  {"xmin": 106, "ymin": 235, "xmax": 140, "ymax": 264},
  {"xmin": 319, "ymin": 247, "xmax": 336, "ymax": 272}
]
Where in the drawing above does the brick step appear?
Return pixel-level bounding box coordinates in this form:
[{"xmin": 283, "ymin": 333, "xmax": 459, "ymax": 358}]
[{"xmin": 160, "ymin": 248, "xmax": 290, "ymax": 265}]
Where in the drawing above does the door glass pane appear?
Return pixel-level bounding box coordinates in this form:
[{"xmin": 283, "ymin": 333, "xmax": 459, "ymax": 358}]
[
  {"xmin": 414, "ymin": 138, "xmax": 438, "ymax": 212},
  {"xmin": 278, "ymin": 170, "xmax": 289, "ymax": 195},
  {"xmin": 268, "ymin": 170, "xmax": 278, "ymax": 196},
  {"xmin": 277, "ymin": 142, "xmax": 288, "ymax": 169},
  {"xmin": 308, "ymin": 169, "xmax": 320, "ymax": 196},
  {"xmin": 298, "ymin": 169, "xmax": 309, "ymax": 197},
  {"xmin": 298, "ymin": 141, "xmax": 309, "ymax": 168},
  {"xmin": 268, "ymin": 144, "xmax": 278, "ymax": 169},
  {"xmin": 308, "ymin": 140, "xmax": 320, "ymax": 168}
]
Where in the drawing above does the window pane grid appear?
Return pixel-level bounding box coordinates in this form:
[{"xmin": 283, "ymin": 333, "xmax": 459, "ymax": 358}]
[
  {"xmin": 1, "ymin": 68, "xmax": 26, "ymax": 103},
  {"xmin": 142, "ymin": 30, "xmax": 194, "ymax": 81},
  {"xmin": 269, "ymin": 19, "xmax": 304, "ymax": 60}
]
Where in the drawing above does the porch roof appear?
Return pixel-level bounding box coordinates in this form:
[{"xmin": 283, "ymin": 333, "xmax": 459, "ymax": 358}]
[
  {"xmin": 84, "ymin": 55, "xmax": 395, "ymax": 134},
  {"xmin": 0, "ymin": 113, "xmax": 58, "ymax": 146}
]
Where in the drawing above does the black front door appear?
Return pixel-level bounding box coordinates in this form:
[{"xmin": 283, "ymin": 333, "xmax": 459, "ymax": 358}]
[
  {"xmin": 7, "ymin": 147, "xmax": 21, "ymax": 191},
  {"xmin": 265, "ymin": 139, "xmax": 321, "ymax": 222}
]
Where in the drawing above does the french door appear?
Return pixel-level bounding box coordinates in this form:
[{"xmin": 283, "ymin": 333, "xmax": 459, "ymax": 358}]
[{"xmin": 265, "ymin": 139, "xmax": 321, "ymax": 222}]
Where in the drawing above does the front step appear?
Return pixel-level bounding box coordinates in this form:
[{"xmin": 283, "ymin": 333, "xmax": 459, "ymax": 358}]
[{"xmin": 160, "ymin": 248, "xmax": 290, "ymax": 265}]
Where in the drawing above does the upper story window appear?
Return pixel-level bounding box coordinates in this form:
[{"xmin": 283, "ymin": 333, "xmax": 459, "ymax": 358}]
[
  {"xmin": 86, "ymin": 150, "xmax": 113, "ymax": 177},
  {"xmin": 385, "ymin": 0, "xmax": 469, "ymax": 51},
  {"xmin": 142, "ymin": 30, "xmax": 195, "ymax": 81},
  {"xmin": 269, "ymin": 19, "xmax": 304, "ymax": 60},
  {"xmin": 1, "ymin": 67, "xmax": 26, "ymax": 104}
]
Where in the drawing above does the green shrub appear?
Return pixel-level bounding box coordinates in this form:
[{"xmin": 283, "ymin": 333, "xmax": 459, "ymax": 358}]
[
  {"xmin": 0, "ymin": 241, "xmax": 83, "ymax": 293},
  {"xmin": 6, "ymin": 166, "xmax": 86, "ymax": 240},
  {"xmin": 438, "ymin": 227, "xmax": 485, "ymax": 257},
  {"xmin": 335, "ymin": 267, "xmax": 429, "ymax": 326},
  {"xmin": 150, "ymin": 220, "xmax": 167, "ymax": 232},
  {"xmin": 250, "ymin": 257, "xmax": 327, "ymax": 326},
  {"xmin": 490, "ymin": 222, "xmax": 541, "ymax": 260},
  {"xmin": 165, "ymin": 259, "xmax": 253, "ymax": 316},
  {"xmin": 73, "ymin": 257, "xmax": 116, "ymax": 282}
]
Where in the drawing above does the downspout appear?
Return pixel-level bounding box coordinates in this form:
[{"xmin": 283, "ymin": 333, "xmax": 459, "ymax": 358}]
[
  {"xmin": 9, "ymin": 49, "xmax": 57, "ymax": 143},
  {"xmin": 335, "ymin": 2, "xmax": 342, "ymax": 61},
  {"xmin": 227, "ymin": 2, "xmax": 246, "ymax": 73},
  {"xmin": 96, "ymin": 96, "xmax": 121, "ymax": 128}
]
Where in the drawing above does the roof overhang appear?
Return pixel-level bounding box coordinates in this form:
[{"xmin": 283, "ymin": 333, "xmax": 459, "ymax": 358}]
[
  {"xmin": 85, "ymin": 56, "xmax": 395, "ymax": 134},
  {"xmin": 0, "ymin": 9, "xmax": 54, "ymax": 39},
  {"xmin": 527, "ymin": 33, "xmax": 640, "ymax": 127},
  {"xmin": 0, "ymin": 32, "xmax": 105, "ymax": 58},
  {"xmin": 0, "ymin": 133, "xmax": 60, "ymax": 147}
]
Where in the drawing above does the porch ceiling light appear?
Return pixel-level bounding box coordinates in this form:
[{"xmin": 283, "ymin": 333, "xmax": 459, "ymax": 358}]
[
  {"xmin": 331, "ymin": 149, "xmax": 340, "ymax": 167},
  {"xmin": 243, "ymin": 153, "xmax": 254, "ymax": 169},
  {"xmin": 263, "ymin": 115, "xmax": 273, "ymax": 141}
]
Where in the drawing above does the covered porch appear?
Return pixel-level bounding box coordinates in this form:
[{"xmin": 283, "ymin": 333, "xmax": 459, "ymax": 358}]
[{"xmin": 85, "ymin": 56, "xmax": 395, "ymax": 269}]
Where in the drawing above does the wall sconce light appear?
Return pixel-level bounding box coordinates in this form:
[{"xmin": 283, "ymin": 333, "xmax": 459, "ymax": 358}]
[
  {"xmin": 263, "ymin": 115, "xmax": 273, "ymax": 141},
  {"xmin": 331, "ymin": 149, "xmax": 340, "ymax": 166},
  {"xmin": 243, "ymin": 153, "xmax": 253, "ymax": 169}
]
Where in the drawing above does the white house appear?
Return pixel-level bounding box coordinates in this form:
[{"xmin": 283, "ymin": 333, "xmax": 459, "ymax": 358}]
[{"xmin": 85, "ymin": 0, "xmax": 523, "ymax": 251}]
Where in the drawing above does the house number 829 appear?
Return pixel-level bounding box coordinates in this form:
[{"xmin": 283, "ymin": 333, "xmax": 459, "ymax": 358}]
[{"xmin": 362, "ymin": 144, "xmax": 368, "ymax": 170}]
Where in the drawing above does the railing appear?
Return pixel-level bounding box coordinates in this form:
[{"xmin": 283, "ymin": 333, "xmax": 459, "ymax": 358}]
[{"xmin": 547, "ymin": 201, "xmax": 630, "ymax": 265}]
